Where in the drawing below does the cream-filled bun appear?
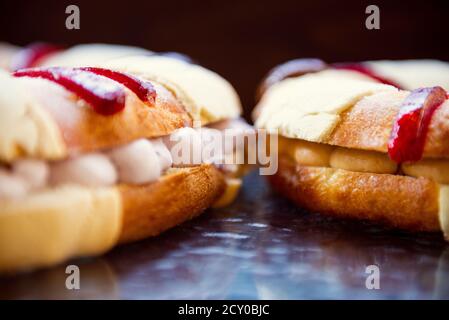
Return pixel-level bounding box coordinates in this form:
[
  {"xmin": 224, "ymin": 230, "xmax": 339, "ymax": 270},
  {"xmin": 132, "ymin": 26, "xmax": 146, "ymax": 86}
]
[
  {"xmin": 255, "ymin": 67, "xmax": 449, "ymax": 239},
  {"xmin": 0, "ymin": 51, "xmax": 248, "ymax": 273}
]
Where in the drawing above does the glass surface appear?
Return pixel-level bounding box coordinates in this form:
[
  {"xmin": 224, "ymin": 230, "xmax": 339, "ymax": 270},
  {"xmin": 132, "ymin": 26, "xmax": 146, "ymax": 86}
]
[{"xmin": 1, "ymin": 171, "xmax": 448, "ymax": 299}]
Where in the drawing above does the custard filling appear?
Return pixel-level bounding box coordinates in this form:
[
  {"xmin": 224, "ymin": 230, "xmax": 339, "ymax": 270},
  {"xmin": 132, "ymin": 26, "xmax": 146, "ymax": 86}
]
[
  {"xmin": 279, "ymin": 136, "xmax": 448, "ymax": 182},
  {"xmin": 0, "ymin": 119, "xmax": 252, "ymax": 201}
]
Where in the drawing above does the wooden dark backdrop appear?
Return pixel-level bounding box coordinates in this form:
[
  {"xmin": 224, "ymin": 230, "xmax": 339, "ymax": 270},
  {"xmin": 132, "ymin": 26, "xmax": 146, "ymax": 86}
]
[{"xmin": 1, "ymin": 0, "xmax": 448, "ymax": 119}]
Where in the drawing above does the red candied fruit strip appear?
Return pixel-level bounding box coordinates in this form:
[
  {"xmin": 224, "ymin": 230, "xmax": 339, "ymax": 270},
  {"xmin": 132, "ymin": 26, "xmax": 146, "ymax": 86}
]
[
  {"xmin": 13, "ymin": 67, "xmax": 126, "ymax": 116},
  {"xmin": 11, "ymin": 43, "xmax": 63, "ymax": 71},
  {"xmin": 257, "ymin": 58, "xmax": 328, "ymax": 98},
  {"xmin": 78, "ymin": 67, "xmax": 156, "ymax": 104},
  {"xmin": 332, "ymin": 62, "xmax": 402, "ymax": 89},
  {"xmin": 388, "ymin": 86, "xmax": 447, "ymax": 163}
]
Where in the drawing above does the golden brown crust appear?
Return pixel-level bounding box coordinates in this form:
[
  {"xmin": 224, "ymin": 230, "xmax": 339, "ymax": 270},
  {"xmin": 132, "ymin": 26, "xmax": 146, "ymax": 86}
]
[
  {"xmin": 327, "ymin": 91, "xmax": 449, "ymax": 159},
  {"xmin": 269, "ymin": 158, "xmax": 441, "ymax": 232},
  {"xmin": 19, "ymin": 78, "xmax": 192, "ymax": 158},
  {"xmin": 327, "ymin": 90, "xmax": 406, "ymax": 153},
  {"xmin": 426, "ymin": 100, "xmax": 449, "ymax": 157},
  {"xmin": 118, "ymin": 164, "xmax": 225, "ymax": 243}
]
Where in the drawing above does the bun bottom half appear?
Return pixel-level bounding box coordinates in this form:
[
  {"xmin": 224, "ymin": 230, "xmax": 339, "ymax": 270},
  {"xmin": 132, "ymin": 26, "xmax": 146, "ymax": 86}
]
[
  {"xmin": 0, "ymin": 164, "xmax": 225, "ymax": 273},
  {"xmin": 118, "ymin": 165, "xmax": 225, "ymax": 243},
  {"xmin": 269, "ymin": 158, "xmax": 441, "ymax": 232}
]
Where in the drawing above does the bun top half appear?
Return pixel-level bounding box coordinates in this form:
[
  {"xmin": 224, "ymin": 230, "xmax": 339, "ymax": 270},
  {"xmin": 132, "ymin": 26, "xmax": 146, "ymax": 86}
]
[
  {"xmin": 0, "ymin": 69, "xmax": 191, "ymax": 162},
  {"xmin": 255, "ymin": 69, "xmax": 449, "ymax": 159},
  {"xmin": 100, "ymin": 55, "xmax": 242, "ymax": 125},
  {"xmin": 40, "ymin": 44, "xmax": 242, "ymax": 125},
  {"xmin": 0, "ymin": 44, "xmax": 242, "ymax": 162}
]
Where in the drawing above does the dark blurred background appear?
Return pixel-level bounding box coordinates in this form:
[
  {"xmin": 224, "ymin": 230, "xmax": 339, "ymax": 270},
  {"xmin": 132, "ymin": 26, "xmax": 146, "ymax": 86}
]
[{"xmin": 1, "ymin": 0, "xmax": 448, "ymax": 119}]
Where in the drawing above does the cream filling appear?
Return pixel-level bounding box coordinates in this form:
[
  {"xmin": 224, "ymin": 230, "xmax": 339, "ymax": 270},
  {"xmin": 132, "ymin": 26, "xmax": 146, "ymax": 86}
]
[
  {"xmin": 0, "ymin": 119, "xmax": 251, "ymax": 200},
  {"xmin": 330, "ymin": 148, "xmax": 397, "ymax": 174},
  {"xmin": 402, "ymin": 160, "xmax": 449, "ymax": 184},
  {"xmin": 279, "ymin": 137, "xmax": 333, "ymax": 167},
  {"xmin": 279, "ymin": 137, "xmax": 448, "ymax": 180}
]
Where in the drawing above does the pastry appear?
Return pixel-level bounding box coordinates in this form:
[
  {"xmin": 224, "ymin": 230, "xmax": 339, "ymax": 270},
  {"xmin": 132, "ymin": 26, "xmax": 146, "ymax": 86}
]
[
  {"xmin": 255, "ymin": 67, "xmax": 449, "ymax": 239},
  {"xmin": 0, "ymin": 49, "xmax": 252, "ymax": 273}
]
